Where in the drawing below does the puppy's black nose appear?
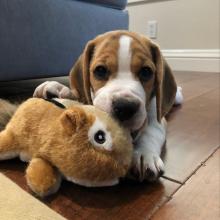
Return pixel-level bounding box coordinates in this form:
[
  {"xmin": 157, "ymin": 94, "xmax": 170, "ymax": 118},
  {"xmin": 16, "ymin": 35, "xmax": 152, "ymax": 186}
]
[{"xmin": 112, "ymin": 98, "xmax": 140, "ymax": 121}]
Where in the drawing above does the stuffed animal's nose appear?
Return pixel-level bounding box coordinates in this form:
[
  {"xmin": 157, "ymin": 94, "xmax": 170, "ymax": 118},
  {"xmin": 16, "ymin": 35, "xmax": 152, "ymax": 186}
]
[{"xmin": 112, "ymin": 98, "xmax": 140, "ymax": 122}]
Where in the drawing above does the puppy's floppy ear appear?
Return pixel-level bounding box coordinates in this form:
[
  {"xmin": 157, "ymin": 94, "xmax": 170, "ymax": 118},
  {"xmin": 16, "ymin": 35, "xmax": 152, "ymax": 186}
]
[
  {"xmin": 60, "ymin": 107, "xmax": 87, "ymax": 134},
  {"xmin": 69, "ymin": 40, "xmax": 95, "ymax": 104},
  {"xmin": 151, "ymin": 42, "xmax": 177, "ymax": 122}
]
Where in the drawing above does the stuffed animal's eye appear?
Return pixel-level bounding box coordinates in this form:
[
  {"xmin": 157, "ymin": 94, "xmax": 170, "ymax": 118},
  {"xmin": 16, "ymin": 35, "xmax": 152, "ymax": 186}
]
[
  {"xmin": 94, "ymin": 65, "xmax": 109, "ymax": 80},
  {"xmin": 138, "ymin": 66, "xmax": 153, "ymax": 82},
  {"xmin": 94, "ymin": 130, "xmax": 106, "ymax": 144}
]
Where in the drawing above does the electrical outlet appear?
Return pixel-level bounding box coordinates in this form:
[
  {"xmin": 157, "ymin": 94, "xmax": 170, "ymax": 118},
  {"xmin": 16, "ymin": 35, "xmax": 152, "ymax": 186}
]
[{"xmin": 147, "ymin": 20, "xmax": 158, "ymax": 39}]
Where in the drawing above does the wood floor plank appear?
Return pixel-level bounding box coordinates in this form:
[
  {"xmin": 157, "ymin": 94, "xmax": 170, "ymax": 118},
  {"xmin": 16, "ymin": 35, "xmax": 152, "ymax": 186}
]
[
  {"xmin": 173, "ymin": 71, "xmax": 217, "ymax": 84},
  {"xmin": 152, "ymin": 149, "xmax": 220, "ymax": 220},
  {"xmin": 46, "ymin": 179, "xmax": 178, "ymax": 220},
  {"xmin": 174, "ymin": 72, "xmax": 219, "ymax": 102},
  {"xmin": 0, "ymin": 159, "xmax": 179, "ymax": 220},
  {"xmin": 164, "ymin": 88, "xmax": 220, "ymax": 182}
]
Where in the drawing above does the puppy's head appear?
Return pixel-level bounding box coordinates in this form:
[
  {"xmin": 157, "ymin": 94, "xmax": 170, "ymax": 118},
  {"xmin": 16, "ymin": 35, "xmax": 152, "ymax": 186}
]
[{"xmin": 70, "ymin": 31, "xmax": 177, "ymax": 131}]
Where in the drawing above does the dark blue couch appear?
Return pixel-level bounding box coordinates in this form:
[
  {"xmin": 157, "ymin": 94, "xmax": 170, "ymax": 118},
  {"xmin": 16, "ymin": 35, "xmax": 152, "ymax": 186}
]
[{"xmin": 0, "ymin": 0, "xmax": 128, "ymax": 81}]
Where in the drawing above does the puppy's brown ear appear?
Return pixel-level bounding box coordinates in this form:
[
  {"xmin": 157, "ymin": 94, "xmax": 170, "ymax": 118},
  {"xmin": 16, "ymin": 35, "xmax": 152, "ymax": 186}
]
[
  {"xmin": 151, "ymin": 42, "xmax": 177, "ymax": 122},
  {"xmin": 60, "ymin": 107, "xmax": 87, "ymax": 134},
  {"xmin": 69, "ymin": 40, "xmax": 95, "ymax": 104}
]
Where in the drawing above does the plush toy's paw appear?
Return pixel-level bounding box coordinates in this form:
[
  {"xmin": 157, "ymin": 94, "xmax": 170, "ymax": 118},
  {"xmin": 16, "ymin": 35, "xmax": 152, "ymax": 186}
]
[
  {"xmin": 33, "ymin": 81, "xmax": 74, "ymax": 99},
  {"xmin": 26, "ymin": 158, "xmax": 61, "ymax": 197},
  {"xmin": 130, "ymin": 149, "xmax": 164, "ymax": 182}
]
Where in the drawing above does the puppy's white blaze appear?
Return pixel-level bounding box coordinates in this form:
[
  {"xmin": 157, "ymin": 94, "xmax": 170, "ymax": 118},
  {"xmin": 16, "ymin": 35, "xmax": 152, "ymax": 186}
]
[
  {"xmin": 88, "ymin": 117, "xmax": 113, "ymax": 151},
  {"xmin": 118, "ymin": 35, "xmax": 132, "ymax": 76}
]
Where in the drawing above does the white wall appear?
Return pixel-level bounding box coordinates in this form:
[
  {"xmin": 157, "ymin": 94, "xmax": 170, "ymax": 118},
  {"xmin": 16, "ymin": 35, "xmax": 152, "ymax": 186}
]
[{"xmin": 127, "ymin": 0, "xmax": 220, "ymax": 72}]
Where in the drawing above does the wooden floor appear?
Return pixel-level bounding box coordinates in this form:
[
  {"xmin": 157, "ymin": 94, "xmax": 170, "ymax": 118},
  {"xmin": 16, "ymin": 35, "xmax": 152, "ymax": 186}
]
[{"xmin": 0, "ymin": 71, "xmax": 219, "ymax": 220}]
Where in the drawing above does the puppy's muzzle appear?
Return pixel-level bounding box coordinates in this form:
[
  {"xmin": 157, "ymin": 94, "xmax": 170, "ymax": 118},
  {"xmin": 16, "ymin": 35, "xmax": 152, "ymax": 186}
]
[{"xmin": 112, "ymin": 97, "xmax": 140, "ymax": 122}]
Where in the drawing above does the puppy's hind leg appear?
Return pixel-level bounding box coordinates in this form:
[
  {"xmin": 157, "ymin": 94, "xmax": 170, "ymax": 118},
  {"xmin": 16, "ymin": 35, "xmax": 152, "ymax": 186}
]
[{"xmin": 0, "ymin": 130, "xmax": 19, "ymax": 160}]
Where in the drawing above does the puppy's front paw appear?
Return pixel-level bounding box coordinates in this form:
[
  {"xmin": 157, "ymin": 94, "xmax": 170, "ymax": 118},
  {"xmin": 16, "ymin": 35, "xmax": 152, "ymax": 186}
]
[
  {"xmin": 130, "ymin": 150, "xmax": 164, "ymax": 182},
  {"xmin": 33, "ymin": 81, "xmax": 74, "ymax": 99}
]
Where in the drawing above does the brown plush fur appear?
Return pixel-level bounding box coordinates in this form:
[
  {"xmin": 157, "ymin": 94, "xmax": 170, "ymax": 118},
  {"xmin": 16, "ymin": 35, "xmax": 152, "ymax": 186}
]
[
  {"xmin": 0, "ymin": 98, "xmax": 132, "ymax": 197},
  {"xmin": 26, "ymin": 158, "xmax": 61, "ymax": 197}
]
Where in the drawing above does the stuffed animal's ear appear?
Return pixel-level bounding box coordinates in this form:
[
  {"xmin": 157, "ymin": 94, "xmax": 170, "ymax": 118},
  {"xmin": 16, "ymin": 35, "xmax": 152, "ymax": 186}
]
[
  {"xmin": 69, "ymin": 40, "xmax": 95, "ymax": 104},
  {"xmin": 150, "ymin": 42, "xmax": 177, "ymax": 122},
  {"xmin": 60, "ymin": 107, "xmax": 87, "ymax": 134}
]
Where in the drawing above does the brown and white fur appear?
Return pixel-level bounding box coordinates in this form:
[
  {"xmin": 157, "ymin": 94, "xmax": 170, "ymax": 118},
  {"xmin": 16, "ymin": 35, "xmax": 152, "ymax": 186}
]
[{"xmin": 33, "ymin": 31, "xmax": 183, "ymax": 181}]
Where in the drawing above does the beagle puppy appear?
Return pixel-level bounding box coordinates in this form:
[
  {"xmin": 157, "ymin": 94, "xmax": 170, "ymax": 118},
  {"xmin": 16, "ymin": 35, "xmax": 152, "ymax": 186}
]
[{"xmin": 34, "ymin": 31, "xmax": 182, "ymax": 181}]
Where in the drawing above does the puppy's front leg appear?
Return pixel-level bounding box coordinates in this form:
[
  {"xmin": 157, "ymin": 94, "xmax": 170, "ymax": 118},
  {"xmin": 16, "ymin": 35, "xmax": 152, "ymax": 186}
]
[
  {"xmin": 132, "ymin": 97, "xmax": 166, "ymax": 181},
  {"xmin": 33, "ymin": 81, "xmax": 75, "ymax": 99}
]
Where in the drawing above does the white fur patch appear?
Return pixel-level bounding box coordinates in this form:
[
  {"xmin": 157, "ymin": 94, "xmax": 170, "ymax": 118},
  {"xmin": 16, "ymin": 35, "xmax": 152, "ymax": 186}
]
[
  {"xmin": 33, "ymin": 81, "xmax": 74, "ymax": 99},
  {"xmin": 0, "ymin": 151, "xmax": 33, "ymax": 163},
  {"xmin": 66, "ymin": 176, "xmax": 119, "ymax": 187},
  {"xmin": 88, "ymin": 117, "xmax": 113, "ymax": 151},
  {"xmin": 174, "ymin": 86, "xmax": 183, "ymax": 105},
  {"xmin": 19, "ymin": 152, "xmax": 31, "ymax": 162},
  {"xmin": 118, "ymin": 35, "xmax": 132, "ymax": 75},
  {"xmin": 0, "ymin": 151, "xmax": 18, "ymax": 160},
  {"xmin": 0, "ymin": 151, "xmax": 30, "ymax": 163}
]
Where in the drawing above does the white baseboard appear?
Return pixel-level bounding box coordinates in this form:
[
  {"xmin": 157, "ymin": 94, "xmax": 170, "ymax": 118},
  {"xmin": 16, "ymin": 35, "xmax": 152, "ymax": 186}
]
[{"xmin": 162, "ymin": 49, "xmax": 220, "ymax": 72}]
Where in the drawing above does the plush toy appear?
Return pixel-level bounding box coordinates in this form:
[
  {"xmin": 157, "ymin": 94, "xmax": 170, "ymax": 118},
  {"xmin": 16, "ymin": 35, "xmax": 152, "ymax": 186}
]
[{"xmin": 0, "ymin": 98, "xmax": 132, "ymax": 197}]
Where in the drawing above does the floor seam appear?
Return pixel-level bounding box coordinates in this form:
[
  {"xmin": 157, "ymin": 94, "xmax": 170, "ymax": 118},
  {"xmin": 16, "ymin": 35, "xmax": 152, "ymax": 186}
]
[
  {"xmin": 161, "ymin": 144, "xmax": 220, "ymax": 185},
  {"xmin": 182, "ymin": 86, "xmax": 219, "ymax": 104},
  {"xmin": 149, "ymin": 145, "xmax": 220, "ymax": 219},
  {"xmin": 179, "ymin": 145, "xmax": 220, "ymax": 186},
  {"xmin": 161, "ymin": 176, "xmax": 182, "ymax": 184}
]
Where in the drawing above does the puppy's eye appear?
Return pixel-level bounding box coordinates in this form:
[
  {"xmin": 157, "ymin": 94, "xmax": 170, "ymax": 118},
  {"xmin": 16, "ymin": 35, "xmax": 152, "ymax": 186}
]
[
  {"xmin": 138, "ymin": 67, "xmax": 153, "ymax": 82},
  {"xmin": 94, "ymin": 130, "xmax": 106, "ymax": 144},
  {"xmin": 94, "ymin": 65, "xmax": 109, "ymax": 80}
]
